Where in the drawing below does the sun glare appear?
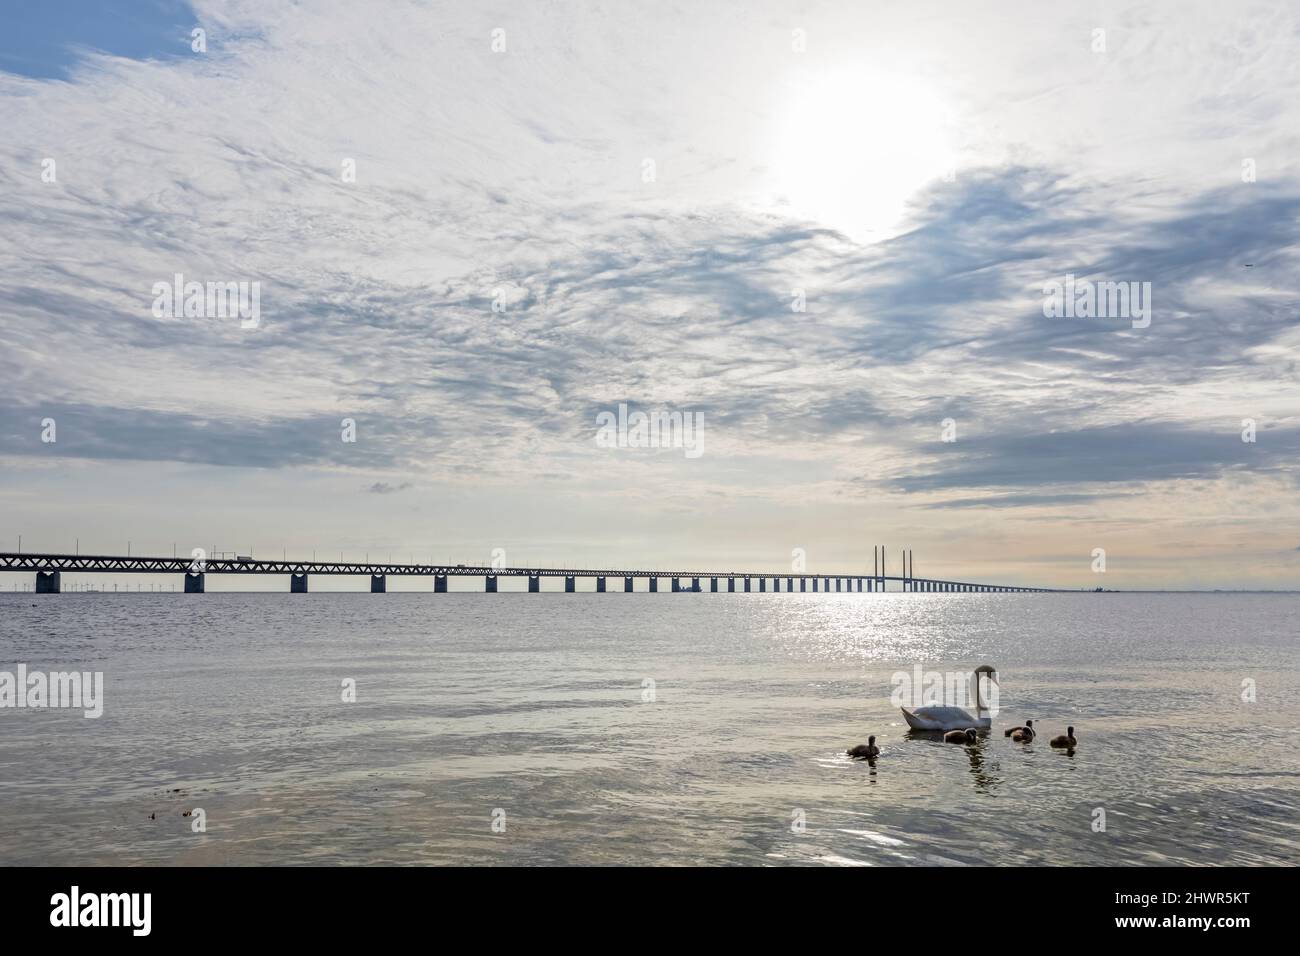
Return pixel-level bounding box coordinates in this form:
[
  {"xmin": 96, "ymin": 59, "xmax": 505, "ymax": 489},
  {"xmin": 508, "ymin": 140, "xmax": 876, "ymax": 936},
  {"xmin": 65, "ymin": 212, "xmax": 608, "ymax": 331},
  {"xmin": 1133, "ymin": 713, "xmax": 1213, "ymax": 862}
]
[{"xmin": 768, "ymin": 70, "xmax": 955, "ymax": 241}]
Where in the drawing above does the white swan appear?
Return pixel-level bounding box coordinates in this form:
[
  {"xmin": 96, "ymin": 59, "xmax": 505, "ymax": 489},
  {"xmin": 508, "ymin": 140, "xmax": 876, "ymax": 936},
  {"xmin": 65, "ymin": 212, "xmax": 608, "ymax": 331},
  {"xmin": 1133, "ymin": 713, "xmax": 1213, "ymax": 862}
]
[{"xmin": 901, "ymin": 664, "xmax": 997, "ymax": 731}]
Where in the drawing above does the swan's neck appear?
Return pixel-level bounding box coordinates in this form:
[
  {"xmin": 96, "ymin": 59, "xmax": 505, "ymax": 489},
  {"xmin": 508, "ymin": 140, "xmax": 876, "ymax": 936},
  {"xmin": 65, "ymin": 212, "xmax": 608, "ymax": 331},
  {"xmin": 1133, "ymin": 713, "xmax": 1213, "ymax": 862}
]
[{"xmin": 974, "ymin": 674, "xmax": 985, "ymax": 714}]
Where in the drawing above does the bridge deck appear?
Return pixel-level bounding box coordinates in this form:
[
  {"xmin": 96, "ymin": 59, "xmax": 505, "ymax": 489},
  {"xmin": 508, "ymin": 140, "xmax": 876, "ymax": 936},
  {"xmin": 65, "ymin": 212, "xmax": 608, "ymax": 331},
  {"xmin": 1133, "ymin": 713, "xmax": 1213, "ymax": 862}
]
[{"xmin": 0, "ymin": 552, "xmax": 1061, "ymax": 591}]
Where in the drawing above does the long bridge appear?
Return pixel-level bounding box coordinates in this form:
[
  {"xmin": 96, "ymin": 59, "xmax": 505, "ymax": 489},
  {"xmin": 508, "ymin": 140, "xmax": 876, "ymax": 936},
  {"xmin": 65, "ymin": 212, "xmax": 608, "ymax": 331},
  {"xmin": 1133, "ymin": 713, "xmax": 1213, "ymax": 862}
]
[{"xmin": 0, "ymin": 547, "xmax": 1065, "ymax": 593}]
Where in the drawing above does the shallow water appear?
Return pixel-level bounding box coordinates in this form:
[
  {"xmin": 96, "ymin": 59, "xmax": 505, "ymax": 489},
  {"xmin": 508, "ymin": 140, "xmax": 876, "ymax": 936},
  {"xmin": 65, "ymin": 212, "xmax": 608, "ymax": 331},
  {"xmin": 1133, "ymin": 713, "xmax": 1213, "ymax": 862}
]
[{"xmin": 1, "ymin": 591, "xmax": 1297, "ymax": 865}]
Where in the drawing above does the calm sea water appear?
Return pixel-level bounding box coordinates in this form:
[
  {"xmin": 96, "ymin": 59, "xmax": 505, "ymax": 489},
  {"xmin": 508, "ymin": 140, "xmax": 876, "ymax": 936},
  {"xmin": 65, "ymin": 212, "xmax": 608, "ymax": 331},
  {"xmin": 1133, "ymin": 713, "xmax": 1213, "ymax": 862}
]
[{"xmin": 1, "ymin": 591, "xmax": 1297, "ymax": 866}]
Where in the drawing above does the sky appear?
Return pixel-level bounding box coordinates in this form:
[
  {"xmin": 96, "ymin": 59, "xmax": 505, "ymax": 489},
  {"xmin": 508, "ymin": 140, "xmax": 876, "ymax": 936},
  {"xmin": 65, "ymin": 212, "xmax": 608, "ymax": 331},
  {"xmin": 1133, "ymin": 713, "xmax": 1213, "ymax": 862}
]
[{"xmin": 1, "ymin": 0, "xmax": 1298, "ymax": 590}]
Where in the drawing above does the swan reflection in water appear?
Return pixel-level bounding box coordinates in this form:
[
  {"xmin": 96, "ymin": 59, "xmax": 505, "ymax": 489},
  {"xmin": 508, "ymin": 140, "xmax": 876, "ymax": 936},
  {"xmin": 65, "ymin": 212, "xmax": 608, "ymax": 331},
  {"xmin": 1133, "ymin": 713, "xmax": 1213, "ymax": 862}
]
[{"xmin": 903, "ymin": 728, "xmax": 1001, "ymax": 793}]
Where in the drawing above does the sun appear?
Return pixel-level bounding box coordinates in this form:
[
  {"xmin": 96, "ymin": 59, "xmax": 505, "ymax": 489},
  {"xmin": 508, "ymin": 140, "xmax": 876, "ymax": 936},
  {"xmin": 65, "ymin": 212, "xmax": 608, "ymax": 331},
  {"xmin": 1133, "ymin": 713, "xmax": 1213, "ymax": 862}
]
[{"xmin": 767, "ymin": 69, "xmax": 955, "ymax": 241}]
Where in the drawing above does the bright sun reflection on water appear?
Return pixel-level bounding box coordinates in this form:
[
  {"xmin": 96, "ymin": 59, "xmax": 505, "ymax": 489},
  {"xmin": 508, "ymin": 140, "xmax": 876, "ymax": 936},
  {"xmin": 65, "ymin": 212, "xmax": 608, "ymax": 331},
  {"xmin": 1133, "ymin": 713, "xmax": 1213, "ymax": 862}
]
[{"xmin": 768, "ymin": 68, "xmax": 955, "ymax": 241}]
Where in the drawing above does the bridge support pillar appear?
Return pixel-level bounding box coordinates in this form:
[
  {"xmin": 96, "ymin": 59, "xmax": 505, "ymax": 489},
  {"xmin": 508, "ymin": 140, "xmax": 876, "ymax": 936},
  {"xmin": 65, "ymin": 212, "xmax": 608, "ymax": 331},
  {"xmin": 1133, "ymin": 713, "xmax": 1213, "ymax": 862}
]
[
  {"xmin": 743, "ymin": 577, "xmax": 751, "ymax": 592},
  {"xmin": 812, "ymin": 578, "xmax": 818, "ymax": 592},
  {"xmin": 565, "ymin": 576, "xmax": 576, "ymax": 593},
  {"xmin": 649, "ymin": 578, "xmax": 658, "ymax": 592},
  {"xmin": 672, "ymin": 577, "xmax": 681, "ymax": 592},
  {"xmin": 184, "ymin": 572, "xmax": 205, "ymax": 594},
  {"xmin": 692, "ymin": 577, "xmax": 700, "ymax": 592},
  {"xmin": 835, "ymin": 578, "xmax": 841, "ymax": 592},
  {"xmin": 370, "ymin": 574, "xmax": 386, "ymax": 593},
  {"xmin": 291, "ymin": 573, "xmax": 308, "ymax": 593},
  {"xmin": 728, "ymin": 578, "xmax": 735, "ymax": 592},
  {"xmin": 711, "ymin": 578, "xmax": 718, "ymax": 592},
  {"xmin": 772, "ymin": 578, "xmax": 779, "ymax": 592},
  {"xmin": 596, "ymin": 577, "xmax": 606, "ymax": 592},
  {"xmin": 800, "ymin": 578, "xmax": 806, "ymax": 592},
  {"xmin": 486, "ymin": 575, "xmax": 498, "ymax": 593},
  {"xmin": 35, "ymin": 571, "xmax": 61, "ymax": 594},
  {"xmin": 624, "ymin": 576, "xmax": 634, "ymax": 592},
  {"xmin": 529, "ymin": 575, "xmax": 540, "ymax": 593},
  {"xmin": 787, "ymin": 577, "xmax": 794, "ymax": 591},
  {"xmin": 435, "ymin": 575, "xmax": 448, "ymax": 592}
]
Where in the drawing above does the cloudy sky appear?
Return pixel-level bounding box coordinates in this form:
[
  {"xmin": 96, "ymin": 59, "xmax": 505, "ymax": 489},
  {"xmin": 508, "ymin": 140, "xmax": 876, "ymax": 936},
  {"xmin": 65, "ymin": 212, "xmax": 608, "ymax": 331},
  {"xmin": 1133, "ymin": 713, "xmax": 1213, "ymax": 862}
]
[{"xmin": 1, "ymin": 0, "xmax": 1298, "ymax": 589}]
